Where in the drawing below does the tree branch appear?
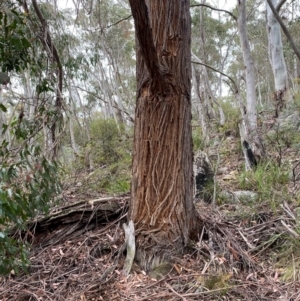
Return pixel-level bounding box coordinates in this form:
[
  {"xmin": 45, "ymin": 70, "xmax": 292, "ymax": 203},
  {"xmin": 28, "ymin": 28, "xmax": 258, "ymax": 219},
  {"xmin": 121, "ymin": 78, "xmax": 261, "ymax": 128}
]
[
  {"xmin": 265, "ymin": 0, "xmax": 300, "ymax": 60},
  {"xmin": 191, "ymin": 58, "xmax": 239, "ymax": 94},
  {"xmin": 190, "ymin": 3, "xmax": 237, "ymax": 21},
  {"xmin": 107, "ymin": 15, "xmax": 132, "ymax": 29},
  {"xmin": 30, "ymin": 0, "xmax": 63, "ymax": 97},
  {"xmin": 75, "ymin": 85, "xmax": 134, "ymax": 123},
  {"xmin": 128, "ymin": 0, "xmax": 166, "ymax": 89},
  {"xmin": 276, "ymin": 0, "xmax": 288, "ymax": 11},
  {"xmin": 28, "ymin": 0, "xmax": 64, "ymax": 158}
]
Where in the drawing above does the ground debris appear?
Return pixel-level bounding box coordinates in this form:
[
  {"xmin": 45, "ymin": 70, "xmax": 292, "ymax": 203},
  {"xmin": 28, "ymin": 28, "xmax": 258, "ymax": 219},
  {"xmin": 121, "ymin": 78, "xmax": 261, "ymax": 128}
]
[{"xmin": 1, "ymin": 193, "xmax": 300, "ymax": 300}]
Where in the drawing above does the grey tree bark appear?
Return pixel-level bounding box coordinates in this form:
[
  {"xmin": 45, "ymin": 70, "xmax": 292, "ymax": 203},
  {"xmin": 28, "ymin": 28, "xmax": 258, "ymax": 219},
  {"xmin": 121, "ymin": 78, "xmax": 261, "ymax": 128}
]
[
  {"xmin": 191, "ymin": 61, "xmax": 208, "ymax": 145},
  {"xmin": 237, "ymin": 0, "xmax": 265, "ymax": 169},
  {"xmin": 266, "ymin": 0, "xmax": 289, "ymax": 116}
]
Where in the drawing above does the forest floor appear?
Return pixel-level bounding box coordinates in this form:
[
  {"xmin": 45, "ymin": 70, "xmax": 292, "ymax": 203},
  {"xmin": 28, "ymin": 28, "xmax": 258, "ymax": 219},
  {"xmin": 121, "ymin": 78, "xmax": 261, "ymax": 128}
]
[{"xmin": 1, "ymin": 126, "xmax": 300, "ymax": 300}]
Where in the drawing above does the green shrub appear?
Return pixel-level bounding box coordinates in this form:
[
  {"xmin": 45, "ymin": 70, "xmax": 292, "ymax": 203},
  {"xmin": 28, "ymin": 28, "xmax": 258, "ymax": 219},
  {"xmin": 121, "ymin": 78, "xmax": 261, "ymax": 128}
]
[
  {"xmin": 293, "ymin": 92, "xmax": 300, "ymax": 111},
  {"xmin": 192, "ymin": 125, "xmax": 204, "ymax": 151},
  {"xmin": 0, "ymin": 117, "xmax": 61, "ymax": 275},
  {"xmin": 67, "ymin": 118, "xmax": 133, "ymax": 194},
  {"xmin": 266, "ymin": 120, "xmax": 300, "ymax": 150},
  {"xmin": 90, "ymin": 118, "xmax": 123, "ymax": 165},
  {"xmin": 219, "ymin": 99, "xmax": 240, "ymax": 136}
]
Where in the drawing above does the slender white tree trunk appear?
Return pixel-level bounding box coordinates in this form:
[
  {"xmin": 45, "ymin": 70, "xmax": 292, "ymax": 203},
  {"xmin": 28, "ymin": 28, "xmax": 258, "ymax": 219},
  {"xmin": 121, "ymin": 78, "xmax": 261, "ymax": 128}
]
[
  {"xmin": 69, "ymin": 111, "xmax": 80, "ymax": 156},
  {"xmin": 192, "ymin": 63, "xmax": 208, "ymax": 144},
  {"xmin": 199, "ymin": 1, "xmax": 215, "ymax": 121},
  {"xmin": 238, "ymin": 0, "xmax": 257, "ymax": 131},
  {"xmin": 23, "ymin": 69, "xmax": 35, "ymax": 120},
  {"xmin": 0, "ymin": 88, "xmax": 9, "ymax": 144},
  {"xmin": 192, "ymin": 52, "xmax": 225, "ymax": 127},
  {"xmin": 266, "ymin": 0, "xmax": 289, "ymax": 115},
  {"xmin": 238, "ymin": 0, "xmax": 265, "ymax": 168},
  {"xmin": 293, "ymin": 56, "xmax": 300, "ymax": 93},
  {"xmin": 70, "ymin": 82, "xmax": 94, "ymax": 170}
]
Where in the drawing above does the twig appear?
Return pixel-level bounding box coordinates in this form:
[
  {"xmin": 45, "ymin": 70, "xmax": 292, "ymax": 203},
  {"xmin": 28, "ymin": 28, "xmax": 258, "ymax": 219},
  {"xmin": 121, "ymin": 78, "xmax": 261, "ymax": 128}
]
[
  {"xmin": 292, "ymin": 161, "xmax": 300, "ymax": 186},
  {"xmin": 238, "ymin": 229, "xmax": 255, "ymax": 249},
  {"xmin": 100, "ymin": 242, "xmax": 126, "ymax": 283},
  {"xmin": 281, "ymin": 220, "xmax": 299, "ymax": 238},
  {"xmin": 280, "ymin": 202, "xmax": 296, "ymax": 220},
  {"xmin": 182, "ymin": 285, "xmax": 243, "ymax": 297},
  {"xmin": 192, "ymin": 58, "xmax": 239, "ymax": 94},
  {"xmin": 166, "ymin": 283, "xmax": 188, "ymax": 301},
  {"xmin": 106, "ymin": 15, "xmax": 132, "ymax": 29}
]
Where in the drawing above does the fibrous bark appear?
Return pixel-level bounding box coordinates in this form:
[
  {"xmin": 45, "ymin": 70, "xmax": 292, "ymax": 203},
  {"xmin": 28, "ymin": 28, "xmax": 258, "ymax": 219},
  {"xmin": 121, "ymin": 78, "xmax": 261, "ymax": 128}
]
[{"xmin": 129, "ymin": 0, "xmax": 201, "ymax": 271}]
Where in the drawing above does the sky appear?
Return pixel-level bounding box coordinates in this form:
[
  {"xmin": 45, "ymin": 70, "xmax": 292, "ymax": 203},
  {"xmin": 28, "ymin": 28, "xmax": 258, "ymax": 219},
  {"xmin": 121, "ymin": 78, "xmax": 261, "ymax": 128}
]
[
  {"xmin": 59, "ymin": 0, "xmax": 238, "ymax": 11},
  {"xmin": 210, "ymin": 0, "xmax": 237, "ymax": 10}
]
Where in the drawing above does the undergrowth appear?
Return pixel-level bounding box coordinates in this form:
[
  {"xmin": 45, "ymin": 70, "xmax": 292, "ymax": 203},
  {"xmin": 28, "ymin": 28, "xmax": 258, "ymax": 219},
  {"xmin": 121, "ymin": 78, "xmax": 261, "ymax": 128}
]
[
  {"xmin": 238, "ymin": 161, "xmax": 290, "ymax": 207},
  {"xmin": 62, "ymin": 117, "xmax": 132, "ymax": 194},
  {"xmin": 275, "ymin": 233, "xmax": 300, "ymax": 282},
  {"xmin": 219, "ymin": 99, "xmax": 240, "ymax": 137}
]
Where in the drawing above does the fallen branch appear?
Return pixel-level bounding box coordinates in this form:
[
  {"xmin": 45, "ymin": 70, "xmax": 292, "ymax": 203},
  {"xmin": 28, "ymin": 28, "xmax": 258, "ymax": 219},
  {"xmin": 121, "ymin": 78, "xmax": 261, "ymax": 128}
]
[{"xmin": 12, "ymin": 194, "xmax": 129, "ymax": 248}]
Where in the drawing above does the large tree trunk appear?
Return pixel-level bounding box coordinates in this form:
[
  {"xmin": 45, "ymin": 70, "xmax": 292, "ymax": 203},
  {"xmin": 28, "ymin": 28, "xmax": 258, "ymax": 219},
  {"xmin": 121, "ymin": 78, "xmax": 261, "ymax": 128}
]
[
  {"xmin": 129, "ymin": 0, "xmax": 201, "ymax": 271},
  {"xmin": 266, "ymin": 0, "xmax": 289, "ymax": 116}
]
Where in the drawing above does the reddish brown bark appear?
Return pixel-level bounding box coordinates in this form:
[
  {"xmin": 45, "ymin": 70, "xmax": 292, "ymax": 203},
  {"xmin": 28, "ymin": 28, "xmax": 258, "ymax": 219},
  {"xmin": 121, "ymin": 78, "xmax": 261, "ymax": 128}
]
[{"xmin": 129, "ymin": 0, "xmax": 201, "ymax": 269}]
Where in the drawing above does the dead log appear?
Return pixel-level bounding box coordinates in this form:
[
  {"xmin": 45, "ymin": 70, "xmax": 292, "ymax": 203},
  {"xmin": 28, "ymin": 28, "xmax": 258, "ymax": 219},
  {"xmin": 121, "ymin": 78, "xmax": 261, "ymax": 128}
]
[{"xmin": 13, "ymin": 194, "xmax": 129, "ymax": 248}]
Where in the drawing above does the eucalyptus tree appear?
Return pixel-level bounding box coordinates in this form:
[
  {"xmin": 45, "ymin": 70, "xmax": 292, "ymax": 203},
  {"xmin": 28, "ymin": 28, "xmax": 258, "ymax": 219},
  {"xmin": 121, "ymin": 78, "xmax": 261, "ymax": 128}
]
[
  {"xmin": 238, "ymin": 0, "xmax": 265, "ymax": 169},
  {"xmin": 0, "ymin": 1, "xmax": 61, "ymax": 275},
  {"xmin": 266, "ymin": 0, "xmax": 289, "ymax": 116},
  {"xmin": 245, "ymin": 2, "xmax": 273, "ymax": 107},
  {"xmin": 20, "ymin": 0, "xmax": 66, "ymax": 159},
  {"xmin": 190, "ymin": 1, "xmax": 232, "ymax": 132},
  {"xmin": 265, "ymin": 0, "xmax": 300, "ymax": 97},
  {"xmin": 265, "ymin": 0, "xmax": 300, "ymax": 61},
  {"xmin": 288, "ymin": 1, "xmax": 300, "ymax": 90},
  {"xmin": 128, "ymin": 0, "xmax": 201, "ymax": 271},
  {"xmin": 190, "ymin": 0, "xmax": 265, "ymax": 167},
  {"xmin": 74, "ymin": 0, "xmax": 136, "ymax": 124}
]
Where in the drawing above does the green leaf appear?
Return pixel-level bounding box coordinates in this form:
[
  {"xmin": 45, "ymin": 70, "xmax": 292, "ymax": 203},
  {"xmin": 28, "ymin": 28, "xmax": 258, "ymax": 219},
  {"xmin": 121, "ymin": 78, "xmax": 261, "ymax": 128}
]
[{"xmin": 0, "ymin": 103, "xmax": 7, "ymax": 112}]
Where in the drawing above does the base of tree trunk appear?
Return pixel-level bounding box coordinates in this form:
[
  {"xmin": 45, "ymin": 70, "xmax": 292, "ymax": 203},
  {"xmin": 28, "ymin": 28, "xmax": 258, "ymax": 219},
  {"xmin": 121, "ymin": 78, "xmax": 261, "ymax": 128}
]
[
  {"xmin": 132, "ymin": 214, "xmax": 202, "ymax": 273},
  {"xmin": 134, "ymin": 236, "xmax": 186, "ymax": 272}
]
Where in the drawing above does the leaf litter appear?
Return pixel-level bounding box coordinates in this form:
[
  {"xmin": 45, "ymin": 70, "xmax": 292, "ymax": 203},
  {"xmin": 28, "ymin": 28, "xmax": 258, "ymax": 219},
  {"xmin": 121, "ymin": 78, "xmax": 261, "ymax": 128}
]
[{"xmin": 1, "ymin": 188, "xmax": 300, "ymax": 301}]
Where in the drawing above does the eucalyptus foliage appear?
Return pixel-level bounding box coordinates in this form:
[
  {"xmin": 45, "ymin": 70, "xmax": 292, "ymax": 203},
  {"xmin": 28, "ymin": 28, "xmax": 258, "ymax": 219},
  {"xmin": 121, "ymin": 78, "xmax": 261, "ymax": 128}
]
[{"xmin": 0, "ymin": 1, "xmax": 61, "ymax": 275}]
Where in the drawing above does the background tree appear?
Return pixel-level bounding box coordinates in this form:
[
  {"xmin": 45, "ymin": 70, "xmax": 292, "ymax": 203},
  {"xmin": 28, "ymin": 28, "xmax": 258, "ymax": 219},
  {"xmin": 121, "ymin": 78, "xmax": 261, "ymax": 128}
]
[
  {"xmin": 0, "ymin": 1, "xmax": 61, "ymax": 274},
  {"xmin": 266, "ymin": 0, "xmax": 289, "ymax": 116},
  {"xmin": 237, "ymin": 0, "xmax": 265, "ymax": 169}
]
